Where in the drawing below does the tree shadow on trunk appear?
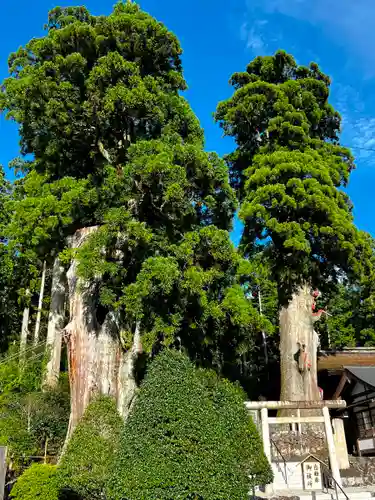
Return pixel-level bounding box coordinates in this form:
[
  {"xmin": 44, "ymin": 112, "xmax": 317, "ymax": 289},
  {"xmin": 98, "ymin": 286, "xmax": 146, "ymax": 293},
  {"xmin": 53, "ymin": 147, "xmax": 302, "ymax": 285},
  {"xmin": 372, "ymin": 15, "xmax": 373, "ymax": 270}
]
[{"xmin": 134, "ymin": 351, "xmax": 148, "ymax": 386}]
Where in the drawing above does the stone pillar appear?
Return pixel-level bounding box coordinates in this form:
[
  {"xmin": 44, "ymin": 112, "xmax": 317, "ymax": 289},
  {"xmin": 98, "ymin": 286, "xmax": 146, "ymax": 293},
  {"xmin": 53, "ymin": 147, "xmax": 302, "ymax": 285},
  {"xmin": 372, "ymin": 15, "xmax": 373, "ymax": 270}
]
[
  {"xmin": 323, "ymin": 406, "xmax": 342, "ymax": 488},
  {"xmin": 261, "ymin": 407, "xmax": 274, "ymax": 495},
  {"xmin": 333, "ymin": 418, "xmax": 350, "ymax": 470}
]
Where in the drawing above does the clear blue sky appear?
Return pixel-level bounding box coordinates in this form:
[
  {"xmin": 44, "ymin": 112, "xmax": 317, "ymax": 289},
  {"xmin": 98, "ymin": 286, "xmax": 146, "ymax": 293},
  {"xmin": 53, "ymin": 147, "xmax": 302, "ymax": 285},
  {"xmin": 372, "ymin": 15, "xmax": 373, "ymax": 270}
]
[{"xmin": 1, "ymin": 0, "xmax": 375, "ymax": 246}]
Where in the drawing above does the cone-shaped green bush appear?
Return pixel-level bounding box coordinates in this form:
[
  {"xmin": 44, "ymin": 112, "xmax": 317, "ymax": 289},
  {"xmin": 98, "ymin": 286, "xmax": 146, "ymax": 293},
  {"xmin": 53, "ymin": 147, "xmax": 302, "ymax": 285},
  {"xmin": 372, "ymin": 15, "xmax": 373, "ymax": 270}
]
[
  {"xmin": 109, "ymin": 349, "xmax": 272, "ymax": 500},
  {"xmin": 58, "ymin": 396, "xmax": 123, "ymax": 500}
]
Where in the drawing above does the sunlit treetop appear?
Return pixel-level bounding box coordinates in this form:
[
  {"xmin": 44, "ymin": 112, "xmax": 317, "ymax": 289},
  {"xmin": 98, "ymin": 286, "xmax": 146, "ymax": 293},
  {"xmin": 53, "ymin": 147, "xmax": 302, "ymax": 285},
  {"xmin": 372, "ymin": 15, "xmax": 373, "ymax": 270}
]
[
  {"xmin": 216, "ymin": 51, "xmax": 372, "ymax": 302},
  {"xmin": 1, "ymin": 2, "xmax": 202, "ymax": 180}
]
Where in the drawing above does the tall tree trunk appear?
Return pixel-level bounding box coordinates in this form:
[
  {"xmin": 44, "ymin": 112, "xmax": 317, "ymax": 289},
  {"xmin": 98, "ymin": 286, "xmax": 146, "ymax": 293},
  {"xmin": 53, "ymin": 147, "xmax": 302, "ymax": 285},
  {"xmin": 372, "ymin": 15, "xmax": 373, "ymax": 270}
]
[
  {"xmin": 34, "ymin": 260, "xmax": 47, "ymax": 345},
  {"xmin": 279, "ymin": 284, "xmax": 320, "ymax": 414},
  {"xmin": 20, "ymin": 290, "xmax": 30, "ymax": 364},
  {"xmin": 43, "ymin": 257, "xmax": 66, "ymax": 389},
  {"xmin": 64, "ymin": 227, "xmax": 142, "ymax": 443}
]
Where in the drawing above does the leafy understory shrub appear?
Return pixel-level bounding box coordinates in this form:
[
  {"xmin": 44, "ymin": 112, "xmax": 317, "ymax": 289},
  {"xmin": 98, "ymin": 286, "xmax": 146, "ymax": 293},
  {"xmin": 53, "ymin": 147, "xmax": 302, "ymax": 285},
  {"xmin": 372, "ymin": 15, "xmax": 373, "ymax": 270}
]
[
  {"xmin": 109, "ymin": 349, "xmax": 272, "ymax": 500},
  {"xmin": 0, "ymin": 345, "xmax": 70, "ymax": 470},
  {"xmin": 10, "ymin": 464, "xmax": 58, "ymax": 500},
  {"xmin": 57, "ymin": 395, "xmax": 123, "ymax": 500}
]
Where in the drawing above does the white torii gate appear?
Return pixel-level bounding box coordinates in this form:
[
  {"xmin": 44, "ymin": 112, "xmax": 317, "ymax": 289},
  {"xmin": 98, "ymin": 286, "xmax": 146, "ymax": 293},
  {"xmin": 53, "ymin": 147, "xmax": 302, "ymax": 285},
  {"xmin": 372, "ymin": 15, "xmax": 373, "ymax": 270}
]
[{"xmin": 245, "ymin": 400, "xmax": 347, "ymax": 494}]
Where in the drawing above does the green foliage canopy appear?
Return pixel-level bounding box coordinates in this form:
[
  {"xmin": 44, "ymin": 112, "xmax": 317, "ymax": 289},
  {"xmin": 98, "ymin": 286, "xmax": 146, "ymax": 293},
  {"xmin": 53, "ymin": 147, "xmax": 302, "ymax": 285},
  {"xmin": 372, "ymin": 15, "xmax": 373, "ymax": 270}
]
[
  {"xmin": 0, "ymin": 167, "xmax": 23, "ymax": 352},
  {"xmin": 1, "ymin": 3, "xmax": 198, "ymax": 179},
  {"xmin": 215, "ymin": 51, "xmax": 370, "ymax": 301},
  {"xmin": 0, "ymin": 1, "xmax": 210, "ymax": 258},
  {"xmin": 1, "ymin": 2, "xmax": 268, "ymax": 375}
]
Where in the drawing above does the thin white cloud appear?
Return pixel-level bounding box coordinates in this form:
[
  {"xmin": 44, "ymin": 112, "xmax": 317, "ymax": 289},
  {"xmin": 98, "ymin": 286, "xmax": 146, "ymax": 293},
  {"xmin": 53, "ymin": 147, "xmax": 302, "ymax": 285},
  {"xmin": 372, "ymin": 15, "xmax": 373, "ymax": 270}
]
[
  {"xmin": 240, "ymin": 1, "xmax": 375, "ymax": 166},
  {"xmin": 245, "ymin": 0, "xmax": 375, "ymax": 75},
  {"xmin": 240, "ymin": 20, "xmax": 268, "ymax": 54},
  {"xmin": 350, "ymin": 118, "xmax": 375, "ymax": 164},
  {"xmin": 332, "ymin": 83, "xmax": 365, "ymax": 137},
  {"xmin": 334, "ymin": 84, "xmax": 364, "ymax": 118},
  {"xmin": 327, "ymin": 84, "xmax": 375, "ymax": 165}
]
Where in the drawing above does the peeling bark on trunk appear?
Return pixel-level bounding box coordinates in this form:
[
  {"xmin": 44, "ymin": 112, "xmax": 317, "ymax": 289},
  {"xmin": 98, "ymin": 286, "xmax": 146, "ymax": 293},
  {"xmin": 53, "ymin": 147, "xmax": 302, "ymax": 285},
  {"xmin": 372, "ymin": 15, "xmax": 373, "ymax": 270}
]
[
  {"xmin": 279, "ymin": 285, "xmax": 320, "ymax": 416},
  {"xmin": 43, "ymin": 257, "xmax": 66, "ymax": 389},
  {"xmin": 34, "ymin": 260, "xmax": 47, "ymax": 345},
  {"xmin": 64, "ymin": 227, "xmax": 142, "ymax": 444},
  {"xmin": 20, "ymin": 291, "xmax": 30, "ymax": 364}
]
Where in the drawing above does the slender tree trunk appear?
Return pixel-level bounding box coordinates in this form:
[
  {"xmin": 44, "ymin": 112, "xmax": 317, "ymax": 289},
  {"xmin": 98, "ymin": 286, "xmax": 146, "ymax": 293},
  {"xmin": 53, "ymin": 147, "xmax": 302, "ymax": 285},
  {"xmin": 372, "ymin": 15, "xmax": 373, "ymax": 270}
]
[
  {"xmin": 258, "ymin": 287, "xmax": 269, "ymax": 366},
  {"xmin": 64, "ymin": 227, "xmax": 142, "ymax": 443},
  {"xmin": 20, "ymin": 290, "xmax": 30, "ymax": 364},
  {"xmin": 44, "ymin": 438, "xmax": 49, "ymax": 464},
  {"xmin": 27, "ymin": 394, "xmax": 32, "ymax": 433},
  {"xmin": 43, "ymin": 257, "xmax": 66, "ymax": 389},
  {"xmin": 279, "ymin": 284, "xmax": 320, "ymax": 415},
  {"xmin": 34, "ymin": 260, "xmax": 47, "ymax": 345}
]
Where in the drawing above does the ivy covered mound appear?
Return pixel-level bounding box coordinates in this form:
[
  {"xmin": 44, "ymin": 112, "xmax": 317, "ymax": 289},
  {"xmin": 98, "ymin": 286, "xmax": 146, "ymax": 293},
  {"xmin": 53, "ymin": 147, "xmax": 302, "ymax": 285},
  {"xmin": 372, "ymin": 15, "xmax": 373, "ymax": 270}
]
[{"xmin": 109, "ymin": 349, "xmax": 272, "ymax": 500}]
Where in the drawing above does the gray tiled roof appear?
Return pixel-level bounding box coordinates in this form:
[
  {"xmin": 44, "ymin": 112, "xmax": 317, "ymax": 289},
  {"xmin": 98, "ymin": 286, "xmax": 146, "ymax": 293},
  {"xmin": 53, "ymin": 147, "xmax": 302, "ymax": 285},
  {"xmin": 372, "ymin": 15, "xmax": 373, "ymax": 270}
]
[{"xmin": 345, "ymin": 366, "xmax": 375, "ymax": 389}]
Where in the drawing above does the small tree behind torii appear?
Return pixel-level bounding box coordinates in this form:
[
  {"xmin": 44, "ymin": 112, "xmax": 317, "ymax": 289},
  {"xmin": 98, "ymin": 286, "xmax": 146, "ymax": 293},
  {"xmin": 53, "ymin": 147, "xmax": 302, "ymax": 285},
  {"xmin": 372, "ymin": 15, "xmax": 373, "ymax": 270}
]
[{"xmin": 216, "ymin": 51, "xmax": 370, "ymax": 407}]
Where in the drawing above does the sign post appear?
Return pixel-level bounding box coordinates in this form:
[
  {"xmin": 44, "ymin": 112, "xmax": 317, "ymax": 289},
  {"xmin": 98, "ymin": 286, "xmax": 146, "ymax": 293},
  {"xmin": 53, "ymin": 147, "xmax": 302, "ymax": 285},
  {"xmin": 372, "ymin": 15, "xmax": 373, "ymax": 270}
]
[{"xmin": 302, "ymin": 460, "xmax": 323, "ymax": 491}]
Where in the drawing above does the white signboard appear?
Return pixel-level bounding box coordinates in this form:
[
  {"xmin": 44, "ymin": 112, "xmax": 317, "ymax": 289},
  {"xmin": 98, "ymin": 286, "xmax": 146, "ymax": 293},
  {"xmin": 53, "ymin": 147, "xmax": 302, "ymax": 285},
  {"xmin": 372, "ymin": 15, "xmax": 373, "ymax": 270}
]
[
  {"xmin": 302, "ymin": 461, "xmax": 322, "ymax": 491},
  {"xmin": 358, "ymin": 437, "xmax": 375, "ymax": 452}
]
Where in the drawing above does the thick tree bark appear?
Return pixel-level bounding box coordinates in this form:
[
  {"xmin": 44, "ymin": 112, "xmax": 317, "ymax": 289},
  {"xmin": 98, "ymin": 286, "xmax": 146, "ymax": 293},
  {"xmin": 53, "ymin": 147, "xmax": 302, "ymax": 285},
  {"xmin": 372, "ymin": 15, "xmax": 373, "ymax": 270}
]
[
  {"xmin": 64, "ymin": 227, "xmax": 142, "ymax": 442},
  {"xmin": 43, "ymin": 257, "xmax": 66, "ymax": 389},
  {"xmin": 34, "ymin": 260, "xmax": 47, "ymax": 345},
  {"xmin": 20, "ymin": 290, "xmax": 30, "ymax": 364},
  {"xmin": 279, "ymin": 284, "xmax": 320, "ymax": 415}
]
